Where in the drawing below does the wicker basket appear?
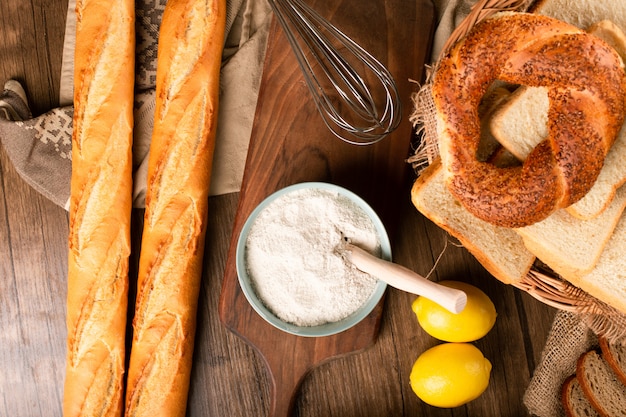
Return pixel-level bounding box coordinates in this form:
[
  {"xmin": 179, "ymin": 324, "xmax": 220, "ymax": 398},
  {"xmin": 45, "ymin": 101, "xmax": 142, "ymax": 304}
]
[{"xmin": 409, "ymin": 0, "xmax": 626, "ymax": 343}]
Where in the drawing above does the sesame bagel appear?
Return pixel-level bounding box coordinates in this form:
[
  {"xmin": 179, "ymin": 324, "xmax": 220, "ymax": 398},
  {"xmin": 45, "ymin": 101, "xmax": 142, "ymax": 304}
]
[{"xmin": 432, "ymin": 12, "xmax": 626, "ymax": 228}]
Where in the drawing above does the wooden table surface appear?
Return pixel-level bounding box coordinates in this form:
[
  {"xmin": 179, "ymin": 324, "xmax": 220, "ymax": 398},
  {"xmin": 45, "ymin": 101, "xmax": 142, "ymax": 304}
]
[{"xmin": 0, "ymin": 0, "xmax": 557, "ymax": 416}]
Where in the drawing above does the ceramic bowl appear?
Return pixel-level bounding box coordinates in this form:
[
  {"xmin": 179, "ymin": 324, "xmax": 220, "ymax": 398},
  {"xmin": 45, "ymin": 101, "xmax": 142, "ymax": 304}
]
[{"xmin": 235, "ymin": 182, "xmax": 391, "ymax": 337}]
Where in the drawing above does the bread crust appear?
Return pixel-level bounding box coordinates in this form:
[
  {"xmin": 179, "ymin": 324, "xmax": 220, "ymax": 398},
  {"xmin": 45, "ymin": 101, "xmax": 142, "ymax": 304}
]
[
  {"xmin": 599, "ymin": 337, "xmax": 626, "ymax": 386},
  {"xmin": 561, "ymin": 374, "xmax": 599, "ymax": 417},
  {"xmin": 123, "ymin": 0, "xmax": 226, "ymax": 416},
  {"xmin": 433, "ymin": 12, "xmax": 626, "ymax": 228},
  {"xmin": 63, "ymin": 0, "xmax": 135, "ymax": 416},
  {"xmin": 576, "ymin": 349, "xmax": 626, "ymax": 417}
]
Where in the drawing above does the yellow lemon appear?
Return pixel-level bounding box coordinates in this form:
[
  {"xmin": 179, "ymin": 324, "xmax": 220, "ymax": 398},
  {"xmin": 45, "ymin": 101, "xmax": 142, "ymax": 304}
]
[
  {"xmin": 412, "ymin": 280, "xmax": 496, "ymax": 342},
  {"xmin": 410, "ymin": 343, "xmax": 492, "ymax": 408}
]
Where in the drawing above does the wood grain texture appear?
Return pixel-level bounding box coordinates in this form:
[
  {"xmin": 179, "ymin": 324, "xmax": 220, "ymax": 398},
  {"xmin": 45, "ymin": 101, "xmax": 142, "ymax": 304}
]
[
  {"xmin": 218, "ymin": 0, "xmax": 435, "ymax": 414},
  {"xmin": 0, "ymin": 0, "xmax": 558, "ymax": 416},
  {"xmin": 0, "ymin": 0, "xmax": 67, "ymax": 115}
]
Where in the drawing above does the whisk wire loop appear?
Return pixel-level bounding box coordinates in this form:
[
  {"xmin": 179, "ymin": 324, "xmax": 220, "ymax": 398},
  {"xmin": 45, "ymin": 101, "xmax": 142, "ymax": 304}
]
[{"xmin": 269, "ymin": 0, "xmax": 402, "ymax": 145}]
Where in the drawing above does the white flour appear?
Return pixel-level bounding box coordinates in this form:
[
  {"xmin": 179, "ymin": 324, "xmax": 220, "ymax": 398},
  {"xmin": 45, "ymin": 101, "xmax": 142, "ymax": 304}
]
[{"xmin": 245, "ymin": 187, "xmax": 381, "ymax": 327}]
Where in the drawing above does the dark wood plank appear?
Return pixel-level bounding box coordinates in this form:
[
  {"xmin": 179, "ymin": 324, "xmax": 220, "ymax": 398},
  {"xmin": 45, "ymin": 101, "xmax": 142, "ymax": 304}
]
[
  {"xmin": 188, "ymin": 192, "xmax": 273, "ymax": 417},
  {"xmin": 0, "ymin": 0, "xmax": 68, "ymax": 415},
  {"xmin": 218, "ymin": 0, "xmax": 436, "ymax": 415}
]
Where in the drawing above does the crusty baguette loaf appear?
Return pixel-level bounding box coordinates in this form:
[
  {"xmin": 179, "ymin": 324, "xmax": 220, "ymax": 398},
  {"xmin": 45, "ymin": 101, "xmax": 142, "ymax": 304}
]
[
  {"xmin": 123, "ymin": 0, "xmax": 226, "ymax": 416},
  {"xmin": 576, "ymin": 350, "xmax": 626, "ymax": 417},
  {"xmin": 411, "ymin": 158, "xmax": 535, "ymax": 285},
  {"xmin": 63, "ymin": 0, "xmax": 135, "ymax": 416},
  {"xmin": 561, "ymin": 375, "xmax": 600, "ymax": 417}
]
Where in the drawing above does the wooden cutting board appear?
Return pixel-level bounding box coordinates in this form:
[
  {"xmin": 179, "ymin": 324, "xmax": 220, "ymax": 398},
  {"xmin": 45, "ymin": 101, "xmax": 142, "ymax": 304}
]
[{"xmin": 218, "ymin": 0, "xmax": 434, "ymax": 415}]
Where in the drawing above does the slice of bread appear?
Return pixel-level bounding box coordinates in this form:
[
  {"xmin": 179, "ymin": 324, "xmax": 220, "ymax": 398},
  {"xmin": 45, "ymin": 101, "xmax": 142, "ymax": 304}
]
[
  {"xmin": 411, "ymin": 158, "xmax": 535, "ymax": 285},
  {"xmin": 599, "ymin": 337, "xmax": 626, "ymax": 386},
  {"xmin": 514, "ymin": 186, "xmax": 626, "ymax": 279},
  {"xmin": 489, "ymin": 86, "xmax": 549, "ymax": 161},
  {"xmin": 576, "ymin": 350, "xmax": 626, "ymax": 417},
  {"xmin": 561, "ymin": 375, "xmax": 600, "ymax": 417},
  {"xmin": 530, "ymin": 0, "xmax": 626, "ymax": 31},
  {"xmin": 564, "ymin": 202, "xmax": 626, "ymax": 315},
  {"xmin": 489, "ymin": 20, "xmax": 626, "ymax": 220}
]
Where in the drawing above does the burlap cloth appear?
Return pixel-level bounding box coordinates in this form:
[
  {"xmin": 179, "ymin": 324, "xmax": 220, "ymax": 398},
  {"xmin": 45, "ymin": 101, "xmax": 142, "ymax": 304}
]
[{"xmin": 0, "ymin": 0, "xmax": 610, "ymax": 415}]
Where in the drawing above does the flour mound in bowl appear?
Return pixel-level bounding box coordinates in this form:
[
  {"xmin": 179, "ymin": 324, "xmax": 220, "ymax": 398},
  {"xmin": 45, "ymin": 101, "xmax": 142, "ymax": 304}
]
[{"xmin": 245, "ymin": 187, "xmax": 381, "ymax": 327}]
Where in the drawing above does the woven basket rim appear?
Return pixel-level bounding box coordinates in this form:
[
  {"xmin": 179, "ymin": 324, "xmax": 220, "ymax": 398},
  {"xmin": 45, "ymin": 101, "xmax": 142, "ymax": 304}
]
[
  {"xmin": 515, "ymin": 270, "xmax": 608, "ymax": 314},
  {"xmin": 436, "ymin": 0, "xmax": 533, "ymax": 63}
]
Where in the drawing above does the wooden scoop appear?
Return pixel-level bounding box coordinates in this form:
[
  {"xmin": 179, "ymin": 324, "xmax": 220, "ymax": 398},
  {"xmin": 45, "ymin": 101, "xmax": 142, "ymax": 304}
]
[{"xmin": 338, "ymin": 241, "xmax": 467, "ymax": 314}]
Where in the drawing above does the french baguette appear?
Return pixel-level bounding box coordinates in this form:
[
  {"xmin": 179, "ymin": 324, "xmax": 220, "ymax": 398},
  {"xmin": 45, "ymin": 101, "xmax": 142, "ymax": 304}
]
[
  {"xmin": 123, "ymin": 0, "xmax": 226, "ymax": 416},
  {"xmin": 63, "ymin": 0, "xmax": 135, "ymax": 416}
]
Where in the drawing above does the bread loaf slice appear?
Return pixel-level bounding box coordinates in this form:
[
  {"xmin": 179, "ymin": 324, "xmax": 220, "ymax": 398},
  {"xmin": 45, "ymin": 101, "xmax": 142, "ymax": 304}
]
[
  {"xmin": 514, "ymin": 186, "xmax": 626, "ymax": 279},
  {"xmin": 489, "ymin": 21, "xmax": 626, "ymax": 220},
  {"xmin": 576, "ymin": 350, "xmax": 626, "ymax": 417},
  {"xmin": 599, "ymin": 337, "xmax": 626, "ymax": 386},
  {"xmin": 411, "ymin": 158, "xmax": 535, "ymax": 285},
  {"xmin": 124, "ymin": 0, "xmax": 226, "ymax": 416},
  {"xmin": 559, "ymin": 200, "xmax": 626, "ymax": 315},
  {"xmin": 561, "ymin": 375, "xmax": 600, "ymax": 417},
  {"xmin": 63, "ymin": 0, "xmax": 135, "ymax": 416}
]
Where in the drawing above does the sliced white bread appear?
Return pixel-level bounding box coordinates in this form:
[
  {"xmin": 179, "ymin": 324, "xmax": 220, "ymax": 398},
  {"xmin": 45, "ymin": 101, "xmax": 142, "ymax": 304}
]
[
  {"xmin": 411, "ymin": 158, "xmax": 535, "ymax": 285},
  {"xmin": 576, "ymin": 350, "xmax": 626, "ymax": 417},
  {"xmin": 489, "ymin": 85, "xmax": 549, "ymax": 161},
  {"xmin": 567, "ymin": 208, "xmax": 626, "ymax": 315},
  {"xmin": 489, "ymin": 21, "xmax": 626, "ymax": 220},
  {"xmin": 561, "ymin": 375, "xmax": 600, "ymax": 417},
  {"xmin": 514, "ymin": 186, "xmax": 626, "ymax": 279},
  {"xmin": 530, "ymin": 0, "xmax": 626, "ymax": 31},
  {"xmin": 599, "ymin": 337, "xmax": 626, "ymax": 386}
]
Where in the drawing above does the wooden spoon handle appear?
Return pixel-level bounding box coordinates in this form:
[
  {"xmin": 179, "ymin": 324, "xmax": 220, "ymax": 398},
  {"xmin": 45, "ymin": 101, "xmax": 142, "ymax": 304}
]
[{"xmin": 342, "ymin": 243, "xmax": 467, "ymax": 313}]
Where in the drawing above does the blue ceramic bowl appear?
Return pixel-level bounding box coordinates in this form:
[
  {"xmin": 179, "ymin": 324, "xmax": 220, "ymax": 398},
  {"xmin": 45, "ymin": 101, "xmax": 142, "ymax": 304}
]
[{"xmin": 235, "ymin": 182, "xmax": 391, "ymax": 337}]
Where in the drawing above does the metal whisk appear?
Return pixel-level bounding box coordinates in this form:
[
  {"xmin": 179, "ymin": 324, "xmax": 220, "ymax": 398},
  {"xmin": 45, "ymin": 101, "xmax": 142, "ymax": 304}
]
[{"xmin": 269, "ymin": 0, "xmax": 402, "ymax": 145}]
